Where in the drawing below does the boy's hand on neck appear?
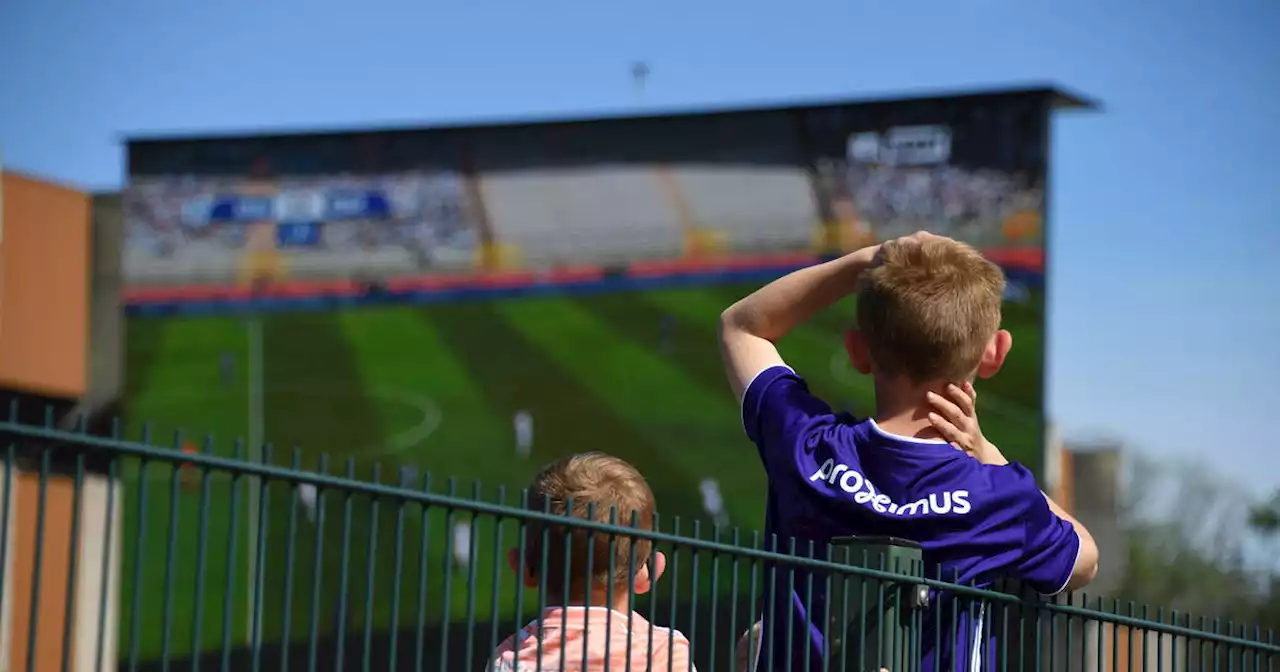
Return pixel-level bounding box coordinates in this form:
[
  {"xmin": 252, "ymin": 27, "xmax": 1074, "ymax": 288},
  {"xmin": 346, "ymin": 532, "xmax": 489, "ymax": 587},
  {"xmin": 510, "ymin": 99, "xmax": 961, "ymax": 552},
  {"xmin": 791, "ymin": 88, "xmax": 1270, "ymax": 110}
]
[{"xmin": 922, "ymin": 382, "xmax": 1010, "ymax": 466}]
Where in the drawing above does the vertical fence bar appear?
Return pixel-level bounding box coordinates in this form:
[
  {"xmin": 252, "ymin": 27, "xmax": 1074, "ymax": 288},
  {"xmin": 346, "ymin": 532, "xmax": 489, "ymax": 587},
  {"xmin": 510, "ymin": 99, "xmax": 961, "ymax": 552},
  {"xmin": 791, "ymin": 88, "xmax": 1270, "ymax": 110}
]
[
  {"xmin": 646, "ymin": 511, "xmax": 660, "ymax": 672},
  {"xmin": 1067, "ymin": 595, "xmax": 1079, "ymax": 672},
  {"xmin": 1033, "ymin": 594, "xmax": 1043, "ymax": 672},
  {"xmin": 1228, "ymin": 621, "xmax": 1236, "ymax": 672},
  {"xmin": 746, "ymin": 531, "xmax": 760, "ymax": 672},
  {"xmin": 667, "ymin": 517, "xmax": 682, "ymax": 672},
  {"xmin": 559, "ymin": 496, "xmax": 575, "ymax": 672},
  {"xmin": 94, "ymin": 440, "xmax": 120, "ymax": 672},
  {"xmin": 510, "ymin": 489, "xmax": 529, "ymax": 668},
  {"xmin": 604, "ymin": 507, "xmax": 618, "ymax": 672},
  {"xmin": 1048, "ymin": 592, "xmax": 1059, "ymax": 672},
  {"xmin": 534, "ymin": 493, "xmax": 552, "ymax": 671},
  {"xmin": 838, "ymin": 545, "xmax": 852, "ymax": 672},
  {"xmin": 708, "ymin": 523, "xmax": 722, "ymax": 672},
  {"xmin": 360, "ymin": 464, "xmax": 381, "ymax": 672},
  {"xmin": 0, "ymin": 439, "xmax": 12, "ymax": 668},
  {"xmin": 412, "ymin": 472, "xmax": 433, "ymax": 672},
  {"xmin": 159, "ymin": 443, "xmax": 182, "ymax": 671},
  {"xmin": 1267, "ymin": 629, "xmax": 1274, "ymax": 672},
  {"xmin": 439, "ymin": 478, "xmax": 458, "ymax": 672},
  {"xmin": 1193, "ymin": 616, "xmax": 1202, "ymax": 672},
  {"xmin": 0, "ymin": 399, "xmax": 14, "ymax": 648},
  {"xmin": 1094, "ymin": 598, "xmax": 1105, "ymax": 672},
  {"xmin": 1116, "ymin": 601, "xmax": 1124, "ymax": 672},
  {"xmin": 818, "ymin": 542, "xmax": 831, "ymax": 672},
  {"xmin": 486, "ymin": 486, "xmax": 507, "ymax": 670},
  {"xmin": 333, "ymin": 458, "xmax": 356, "ymax": 672},
  {"xmin": 1129, "ymin": 603, "xmax": 1139, "ymax": 672},
  {"xmin": 727, "ymin": 528, "xmax": 741, "ymax": 672},
  {"xmin": 305, "ymin": 453, "xmax": 330, "ymax": 672},
  {"xmin": 878, "ymin": 551, "xmax": 889, "ymax": 672},
  {"xmin": 1157, "ymin": 608, "xmax": 1166, "ymax": 672},
  {"xmin": 1149, "ymin": 605, "xmax": 1159, "ymax": 672},
  {"xmin": 463, "ymin": 481, "xmax": 482, "ymax": 672},
  {"xmin": 250, "ymin": 445, "xmax": 272, "ymax": 672},
  {"xmin": 624, "ymin": 509, "xmax": 640, "ymax": 670},
  {"xmin": 219, "ymin": 440, "xmax": 244, "ymax": 672},
  {"xmin": 801, "ymin": 539, "xmax": 814, "ymax": 672},
  {"xmin": 762, "ymin": 533, "xmax": 777, "ymax": 672},
  {"xmin": 126, "ymin": 446, "xmax": 151, "ymax": 672},
  {"xmin": 278, "ymin": 448, "xmax": 302, "ymax": 672},
  {"xmin": 387, "ymin": 470, "xmax": 409, "ymax": 672},
  {"xmin": 689, "ymin": 520, "xmax": 702, "ymax": 672},
  {"xmin": 581, "ymin": 501, "xmax": 597, "ymax": 672},
  {"xmin": 58, "ymin": 447, "xmax": 85, "ymax": 672},
  {"xmin": 623, "ymin": 510, "xmax": 641, "ymax": 672},
  {"xmin": 1000, "ymin": 589, "xmax": 1012, "ymax": 672},
  {"xmin": 189, "ymin": 435, "xmax": 215, "ymax": 672},
  {"xmin": 784, "ymin": 535, "xmax": 798, "ymax": 672},
  {"xmin": 24, "ymin": 446, "xmax": 51, "ymax": 672}
]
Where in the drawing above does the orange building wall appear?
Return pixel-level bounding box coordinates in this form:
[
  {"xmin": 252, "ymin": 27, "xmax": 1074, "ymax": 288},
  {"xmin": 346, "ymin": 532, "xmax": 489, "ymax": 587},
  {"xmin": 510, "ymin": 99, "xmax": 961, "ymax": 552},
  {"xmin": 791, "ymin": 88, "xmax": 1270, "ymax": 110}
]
[{"xmin": 0, "ymin": 171, "xmax": 90, "ymax": 398}]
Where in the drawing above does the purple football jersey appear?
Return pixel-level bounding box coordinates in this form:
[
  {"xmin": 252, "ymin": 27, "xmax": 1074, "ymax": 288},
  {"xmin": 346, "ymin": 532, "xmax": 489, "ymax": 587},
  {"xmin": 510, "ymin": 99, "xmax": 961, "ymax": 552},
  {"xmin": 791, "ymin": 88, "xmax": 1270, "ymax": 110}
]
[{"xmin": 742, "ymin": 366, "xmax": 1079, "ymax": 672}]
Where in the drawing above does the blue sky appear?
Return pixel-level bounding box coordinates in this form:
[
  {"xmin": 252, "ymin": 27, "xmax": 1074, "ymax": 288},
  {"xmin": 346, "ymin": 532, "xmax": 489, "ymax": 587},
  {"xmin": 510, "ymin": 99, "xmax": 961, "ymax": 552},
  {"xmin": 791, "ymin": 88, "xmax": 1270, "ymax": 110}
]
[{"xmin": 2, "ymin": 0, "xmax": 1277, "ymax": 497}]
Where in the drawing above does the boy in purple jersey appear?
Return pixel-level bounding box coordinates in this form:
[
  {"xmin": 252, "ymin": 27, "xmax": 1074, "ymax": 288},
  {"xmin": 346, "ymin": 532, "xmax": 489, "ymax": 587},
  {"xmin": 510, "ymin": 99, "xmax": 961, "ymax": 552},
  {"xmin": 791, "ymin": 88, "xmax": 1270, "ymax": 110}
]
[{"xmin": 717, "ymin": 232, "xmax": 1098, "ymax": 672}]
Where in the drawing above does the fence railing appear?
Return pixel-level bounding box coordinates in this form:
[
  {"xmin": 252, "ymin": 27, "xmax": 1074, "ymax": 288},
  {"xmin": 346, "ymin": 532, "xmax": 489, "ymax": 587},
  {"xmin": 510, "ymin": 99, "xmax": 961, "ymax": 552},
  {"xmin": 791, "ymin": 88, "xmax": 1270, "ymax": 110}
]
[{"xmin": 0, "ymin": 415, "xmax": 1275, "ymax": 672}]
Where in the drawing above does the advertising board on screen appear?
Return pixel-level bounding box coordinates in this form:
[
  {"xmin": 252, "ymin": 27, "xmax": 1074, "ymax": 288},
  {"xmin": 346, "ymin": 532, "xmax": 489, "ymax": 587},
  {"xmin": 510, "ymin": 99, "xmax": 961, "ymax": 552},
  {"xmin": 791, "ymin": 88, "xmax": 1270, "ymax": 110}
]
[{"xmin": 126, "ymin": 172, "xmax": 479, "ymax": 285}]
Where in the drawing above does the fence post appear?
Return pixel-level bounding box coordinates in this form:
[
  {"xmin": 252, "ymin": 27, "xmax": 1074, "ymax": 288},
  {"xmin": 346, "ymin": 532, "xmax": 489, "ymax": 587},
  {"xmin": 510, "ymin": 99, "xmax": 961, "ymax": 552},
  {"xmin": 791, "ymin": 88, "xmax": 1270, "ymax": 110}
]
[
  {"xmin": 826, "ymin": 536, "xmax": 927, "ymax": 672},
  {"xmin": 0, "ymin": 453, "xmax": 13, "ymax": 670}
]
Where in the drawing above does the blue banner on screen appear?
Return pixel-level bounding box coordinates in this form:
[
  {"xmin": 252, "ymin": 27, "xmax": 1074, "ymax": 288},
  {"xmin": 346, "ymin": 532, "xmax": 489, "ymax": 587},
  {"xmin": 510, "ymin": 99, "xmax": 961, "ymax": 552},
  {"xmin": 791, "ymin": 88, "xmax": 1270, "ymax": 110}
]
[
  {"xmin": 326, "ymin": 191, "xmax": 390, "ymax": 220},
  {"xmin": 207, "ymin": 196, "xmax": 273, "ymax": 223},
  {"xmin": 200, "ymin": 190, "xmax": 393, "ymax": 224},
  {"xmin": 276, "ymin": 222, "xmax": 322, "ymax": 248}
]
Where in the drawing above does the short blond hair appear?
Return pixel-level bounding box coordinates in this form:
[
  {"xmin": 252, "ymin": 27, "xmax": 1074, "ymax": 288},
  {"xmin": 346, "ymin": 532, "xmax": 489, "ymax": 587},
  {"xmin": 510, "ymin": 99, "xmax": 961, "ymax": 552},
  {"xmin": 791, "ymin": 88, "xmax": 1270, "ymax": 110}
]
[
  {"xmin": 524, "ymin": 453, "xmax": 656, "ymax": 596},
  {"xmin": 856, "ymin": 235, "xmax": 1005, "ymax": 382}
]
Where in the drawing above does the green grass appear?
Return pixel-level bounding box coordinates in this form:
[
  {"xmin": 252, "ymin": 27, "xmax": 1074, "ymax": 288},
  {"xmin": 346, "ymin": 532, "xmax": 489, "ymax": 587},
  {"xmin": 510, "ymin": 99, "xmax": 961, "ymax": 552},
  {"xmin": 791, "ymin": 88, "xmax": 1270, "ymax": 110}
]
[{"xmin": 118, "ymin": 281, "xmax": 1044, "ymax": 661}]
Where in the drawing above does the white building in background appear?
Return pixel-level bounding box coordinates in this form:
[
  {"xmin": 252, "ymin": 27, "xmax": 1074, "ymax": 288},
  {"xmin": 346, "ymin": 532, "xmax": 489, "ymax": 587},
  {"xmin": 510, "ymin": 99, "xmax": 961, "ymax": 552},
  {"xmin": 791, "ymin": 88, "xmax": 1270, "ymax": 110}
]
[{"xmin": 1040, "ymin": 422, "xmax": 1167, "ymax": 672}]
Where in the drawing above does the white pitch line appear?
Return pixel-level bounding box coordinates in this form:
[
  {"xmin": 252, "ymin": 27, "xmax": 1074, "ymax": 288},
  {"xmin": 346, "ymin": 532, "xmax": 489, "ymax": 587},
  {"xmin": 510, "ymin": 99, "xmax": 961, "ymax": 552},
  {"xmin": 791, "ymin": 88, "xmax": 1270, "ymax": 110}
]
[
  {"xmin": 130, "ymin": 384, "xmax": 443, "ymax": 478},
  {"xmin": 366, "ymin": 388, "xmax": 443, "ymax": 456}
]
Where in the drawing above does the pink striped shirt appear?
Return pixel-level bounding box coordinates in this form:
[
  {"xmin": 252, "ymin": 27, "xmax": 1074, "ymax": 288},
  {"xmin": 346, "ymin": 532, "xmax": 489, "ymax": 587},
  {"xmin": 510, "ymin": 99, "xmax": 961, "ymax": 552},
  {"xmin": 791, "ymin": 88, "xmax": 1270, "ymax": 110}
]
[{"xmin": 487, "ymin": 607, "xmax": 696, "ymax": 672}]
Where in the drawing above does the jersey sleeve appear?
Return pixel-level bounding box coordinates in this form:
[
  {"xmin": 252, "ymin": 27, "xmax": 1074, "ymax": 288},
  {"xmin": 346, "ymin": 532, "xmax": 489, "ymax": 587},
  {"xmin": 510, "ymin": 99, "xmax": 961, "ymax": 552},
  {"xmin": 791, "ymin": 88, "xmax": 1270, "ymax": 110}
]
[
  {"xmin": 991, "ymin": 464, "xmax": 1081, "ymax": 595},
  {"xmin": 740, "ymin": 365, "xmax": 837, "ymax": 471}
]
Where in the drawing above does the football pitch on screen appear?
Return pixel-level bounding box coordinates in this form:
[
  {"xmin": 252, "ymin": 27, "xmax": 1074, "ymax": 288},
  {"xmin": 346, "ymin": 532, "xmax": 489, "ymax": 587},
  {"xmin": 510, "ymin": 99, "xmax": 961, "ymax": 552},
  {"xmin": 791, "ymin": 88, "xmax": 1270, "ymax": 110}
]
[{"xmin": 119, "ymin": 281, "xmax": 1045, "ymax": 660}]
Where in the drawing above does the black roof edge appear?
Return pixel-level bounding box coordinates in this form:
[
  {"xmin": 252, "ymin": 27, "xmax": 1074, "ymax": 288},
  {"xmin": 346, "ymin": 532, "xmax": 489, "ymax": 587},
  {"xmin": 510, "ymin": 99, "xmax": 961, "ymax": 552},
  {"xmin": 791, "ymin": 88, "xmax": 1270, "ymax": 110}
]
[{"xmin": 122, "ymin": 82, "xmax": 1100, "ymax": 146}]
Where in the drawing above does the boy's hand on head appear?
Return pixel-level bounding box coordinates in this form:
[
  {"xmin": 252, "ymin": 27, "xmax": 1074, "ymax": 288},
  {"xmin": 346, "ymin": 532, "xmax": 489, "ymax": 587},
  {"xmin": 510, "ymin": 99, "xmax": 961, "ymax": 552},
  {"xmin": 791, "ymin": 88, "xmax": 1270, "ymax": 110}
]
[
  {"xmin": 884, "ymin": 230, "xmax": 949, "ymax": 251},
  {"xmin": 847, "ymin": 240, "xmax": 882, "ymax": 266},
  {"xmin": 926, "ymin": 382, "xmax": 1009, "ymax": 466},
  {"xmin": 849, "ymin": 230, "xmax": 944, "ymax": 273}
]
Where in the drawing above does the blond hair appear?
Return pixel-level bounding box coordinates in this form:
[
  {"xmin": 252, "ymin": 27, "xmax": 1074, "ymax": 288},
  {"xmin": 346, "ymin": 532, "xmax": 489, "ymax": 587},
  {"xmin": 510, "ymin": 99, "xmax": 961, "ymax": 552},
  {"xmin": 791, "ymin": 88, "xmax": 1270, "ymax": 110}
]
[
  {"xmin": 525, "ymin": 453, "xmax": 657, "ymax": 596},
  {"xmin": 856, "ymin": 236, "xmax": 1005, "ymax": 382}
]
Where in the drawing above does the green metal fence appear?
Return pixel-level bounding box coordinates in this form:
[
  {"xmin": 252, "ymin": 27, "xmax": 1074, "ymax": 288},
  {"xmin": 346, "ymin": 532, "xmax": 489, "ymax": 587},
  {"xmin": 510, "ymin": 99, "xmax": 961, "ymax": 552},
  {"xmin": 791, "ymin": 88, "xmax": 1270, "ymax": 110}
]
[{"xmin": 0, "ymin": 414, "xmax": 1275, "ymax": 672}]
